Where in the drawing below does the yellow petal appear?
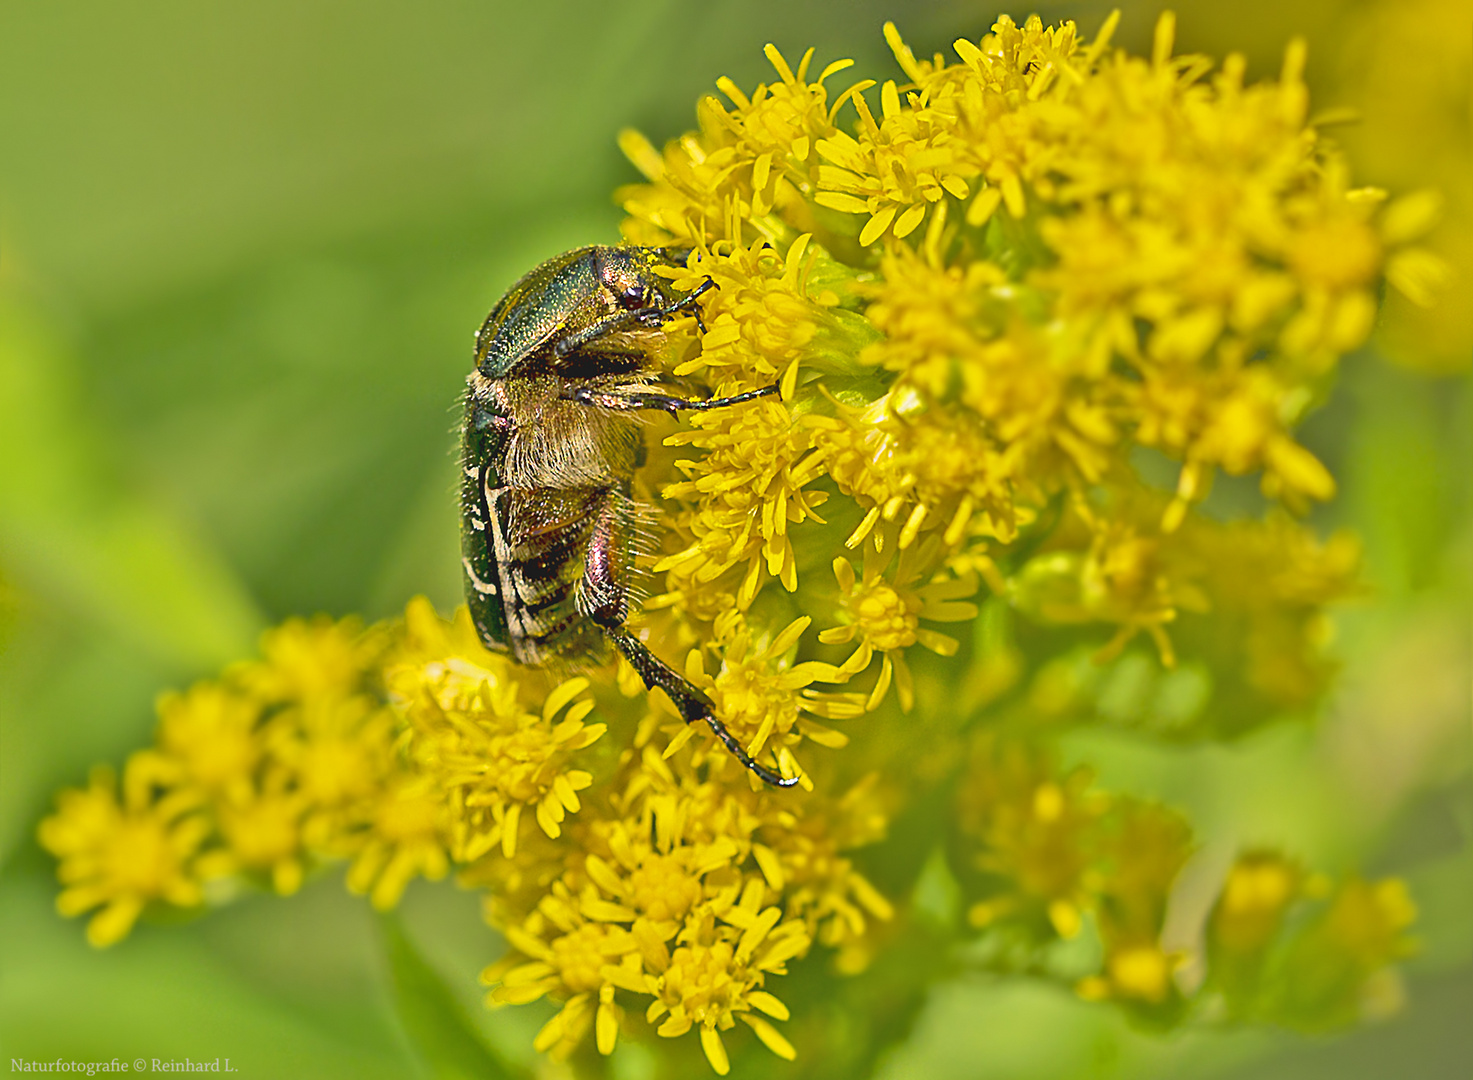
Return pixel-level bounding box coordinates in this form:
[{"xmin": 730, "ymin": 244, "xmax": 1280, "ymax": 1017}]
[
  {"xmin": 663, "ymin": 725, "xmax": 696, "ymax": 760},
  {"xmin": 743, "ymin": 1015, "xmax": 796, "ymax": 1061},
  {"xmin": 86, "ymin": 898, "xmax": 144, "ymax": 948},
  {"xmin": 500, "ymin": 803, "xmax": 521, "ymax": 858},
  {"xmin": 700, "ymin": 1025, "xmax": 731, "ymax": 1075},
  {"xmin": 535, "ymin": 798, "xmax": 561, "ymax": 840},
  {"xmin": 752, "ymin": 843, "xmax": 786, "ymax": 891},
  {"xmin": 780, "ymin": 358, "xmax": 800, "ymax": 402},
  {"xmin": 893, "ymin": 202, "xmax": 927, "ymax": 239},
  {"xmin": 1380, "ymin": 189, "xmax": 1443, "ymax": 244},
  {"xmin": 543, "ymin": 677, "xmax": 590, "ymax": 721},
  {"xmin": 491, "ymin": 983, "xmax": 549, "ymax": 1006},
  {"xmin": 585, "ymin": 854, "xmax": 624, "ymax": 896},
  {"xmin": 617, "ymin": 129, "xmax": 663, "ymax": 180},
  {"xmin": 747, "ymin": 990, "xmax": 790, "ymax": 1020},
  {"xmin": 813, "ymin": 191, "xmax": 871, "ymax": 215},
  {"xmin": 751, "ymin": 152, "xmax": 772, "ymax": 193},
  {"xmin": 860, "ymin": 205, "xmax": 897, "ymax": 247},
  {"xmin": 553, "ymin": 773, "xmax": 581, "ymax": 813},
  {"xmin": 596, "ymin": 998, "xmax": 619, "ymax": 1055}
]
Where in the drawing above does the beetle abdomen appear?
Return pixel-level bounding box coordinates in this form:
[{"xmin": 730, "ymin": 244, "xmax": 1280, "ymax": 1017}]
[{"xmin": 480, "ymin": 485, "xmax": 628, "ymax": 666}]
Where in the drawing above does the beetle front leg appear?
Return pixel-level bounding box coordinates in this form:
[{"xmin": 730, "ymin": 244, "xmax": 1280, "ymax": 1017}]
[
  {"xmin": 658, "ymin": 277, "xmax": 717, "ymax": 333},
  {"xmin": 564, "ymin": 383, "xmax": 778, "ymax": 417}
]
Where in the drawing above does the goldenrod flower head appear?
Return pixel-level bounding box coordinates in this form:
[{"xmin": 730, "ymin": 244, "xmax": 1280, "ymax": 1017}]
[
  {"xmin": 39, "ymin": 759, "xmax": 208, "ymax": 947},
  {"xmin": 153, "ymin": 681, "xmax": 262, "ymax": 797},
  {"xmin": 822, "ymin": 538, "xmax": 978, "ymax": 711},
  {"xmin": 586, "ymin": 843, "xmax": 713, "ymax": 925},
  {"xmin": 273, "ymin": 693, "xmax": 393, "ymax": 817},
  {"xmin": 959, "ymin": 736, "xmax": 1106, "ymax": 926},
  {"xmin": 204, "ymin": 782, "xmax": 306, "ymax": 896},
  {"xmin": 668, "ymin": 612, "xmax": 851, "ymax": 787},
  {"xmin": 649, "ymin": 932, "xmax": 801, "ymax": 1075},
  {"xmin": 387, "ymin": 598, "xmax": 604, "ymax": 860},
  {"xmin": 666, "ymin": 236, "xmax": 850, "ymax": 389},
  {"xmin": 659, "ymin": 391, "xmax": 824, "ymax": 604},
  {"xmin": 1011, "ymin": 502, "xmax": 1195, "ymax": 667},
  {"xmin": 1095, "ymin": 944, "xmax": 1175, "ymax": 1004},
  {"xmin": 235, "ymin": 614, "xmax": 383, "ymax": 704},
  {"xmin": 1211, "ymin": 851, "xmax": 1304, "ymax": 955},
  {"xmin": 1318, "ymin": 877, "xmax": 1418, "ymax": 967},
  {"xmin": 344, "ymin": 774, "xmax": 450, "ymax": 910}
]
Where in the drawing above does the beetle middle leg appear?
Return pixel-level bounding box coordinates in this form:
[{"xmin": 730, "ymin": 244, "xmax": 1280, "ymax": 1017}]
[
  {"xmin": 564, "ymin": 383, "xmax": 778, "ymax": 417},
  {"xmin": 580, "ymin": 490, "xmax": 797, "ymax": 788}
]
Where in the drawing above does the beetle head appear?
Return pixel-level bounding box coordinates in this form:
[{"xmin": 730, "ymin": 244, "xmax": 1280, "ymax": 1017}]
[{"xmin": 593, "ymin": 247, "xmax": 683, "ymax": 327}]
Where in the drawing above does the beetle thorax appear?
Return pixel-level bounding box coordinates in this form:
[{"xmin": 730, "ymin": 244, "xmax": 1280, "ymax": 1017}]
[{"xmin": 478, "ymin": 371, "xmax": 641, "ymax": 489}]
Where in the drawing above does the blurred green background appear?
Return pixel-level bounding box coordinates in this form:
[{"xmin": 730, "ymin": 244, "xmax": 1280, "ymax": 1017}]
[{"xmin": 1, "ymin": 1, "xmax": 1467, "ymax": 1077}]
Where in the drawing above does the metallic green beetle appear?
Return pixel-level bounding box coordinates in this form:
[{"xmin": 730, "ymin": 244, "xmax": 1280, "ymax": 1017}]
[{"xmin": 460, "ymin": 245, "xmax": 794, "ymax": 787}]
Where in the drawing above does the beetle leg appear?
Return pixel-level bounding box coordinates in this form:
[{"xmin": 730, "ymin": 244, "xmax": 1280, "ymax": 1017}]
[
  {"xmin": 659, "ymin": 277, "xmax": 718, "ymax": 333},
  {"xmin": 603, "ymin": 627, "xmax": 799, "ymax": 789},
  {"xmin": 580, "ymin": 493, "xmax": 797, "ymax": 789},
  {"xmin": 565, "ymin": 383, "xmax": 778, "ymax": 417}
]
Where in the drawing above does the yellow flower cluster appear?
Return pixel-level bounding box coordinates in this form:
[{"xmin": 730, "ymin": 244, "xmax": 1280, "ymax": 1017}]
[
  {"xmin": 478, "ymin": 749, "xmax": 890, "ymax": 1069},
  {"xmin": 41, "ymin": 10, "xmax": 1430, "ymax": 1074},
  {"xmin": 1204, "ymin": 852, "xmax": 1419, "ymax": 1028},
  {"xmin": 958, "ymin": 735, "xmax": 1192, "ymax": 1006},
  {"xmin": 386, "ymin": 600, "xmax": 605, "ymax": 860},
  {"xmin": 623, "ymin": 13, "xmax": 1433, "ymax": 576},
  {"xmin": 1009, "ymin": 486, "xmax": 1359, "ymax": 699},
  {"xmin": 39, "ymin": 615, "xmax": 435, "ymax": 945},
  {"xmin": 609, "ymin": 12, "xmax": 1433, "ymax": 748},
  {"xmin": 957, "ymin": 739, "xmax": 1415, "ymax": 1023},
  {"xmin": 40, "ymin": 601, "xmax": 893, "ymax": 1073}
]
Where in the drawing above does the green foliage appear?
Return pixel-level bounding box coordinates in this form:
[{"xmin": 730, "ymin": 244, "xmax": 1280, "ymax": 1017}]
[{"xmin": 380, "ymin": 914, "xmax": 523, "ymax": 1080}]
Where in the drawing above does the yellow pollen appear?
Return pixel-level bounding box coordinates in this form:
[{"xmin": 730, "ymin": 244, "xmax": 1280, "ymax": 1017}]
[
  {"xmin": 854, "ymin": 583, "xmax": 920, "ymax": 651},
  {"xmin": 628, "ymin": 856, "xmax": 704, "ymax": 922},
  {"xmin": 107, "ymin": 819, "xmax": 181, "ymax": 894},
  {"xmin": 551, "ymin": 924, "xmax": 612, "ymax": 994}
]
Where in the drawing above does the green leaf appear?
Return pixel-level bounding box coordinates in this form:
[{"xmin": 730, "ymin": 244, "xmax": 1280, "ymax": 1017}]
[{"xmin": 379, "ymin": 913, "xmax": 524, "ymax": 1080}]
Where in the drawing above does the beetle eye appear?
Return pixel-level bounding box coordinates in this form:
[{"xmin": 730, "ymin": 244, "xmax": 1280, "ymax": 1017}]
[{"xmin": 618, "ymin": 284, "xmax": 647, "ymax": 309}]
